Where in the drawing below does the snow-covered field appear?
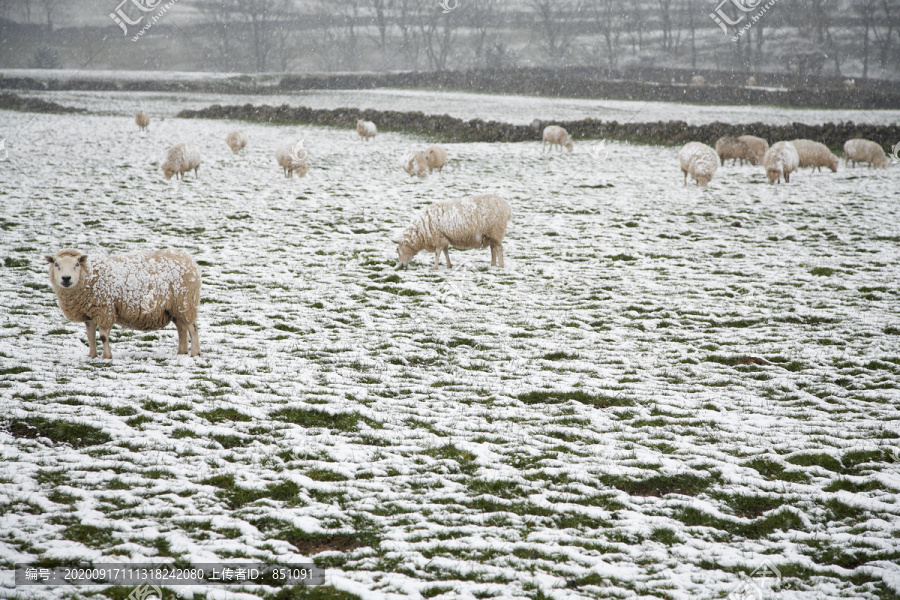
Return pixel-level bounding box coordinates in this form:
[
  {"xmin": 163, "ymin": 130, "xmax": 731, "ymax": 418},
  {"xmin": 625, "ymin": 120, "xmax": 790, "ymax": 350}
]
[
  {"xmin": 16, "ymin": 87, "xmax": 900, "ymax": 127},
  {"xmin": 1, "ymin": 97, "xmax": 899, "ymax": 600}
]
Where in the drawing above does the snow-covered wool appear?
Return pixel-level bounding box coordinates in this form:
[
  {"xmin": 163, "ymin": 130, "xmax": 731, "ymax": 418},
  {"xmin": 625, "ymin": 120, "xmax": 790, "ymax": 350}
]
[
  {"xmin": 791, "ymin": 139, "xmax": 839, "ymax": 172},
  {"xmin": 275, "ymin": 140, "xmax": 308, "ymax": 178},
  {"xmin": 135, "ymin": 110, "xmax": 150, "ymax": 131},
  {"xmin": 844, "ymin": 138, "xmax": 888, "ymax": 169},
  {"xmin": 44, "ymin": 248, "xmax": 201, "ymax": 359},
  {"xmin": 542, "ymin": 125, "xmax": 573, "ymax": 152},
  {"xmin": 402, "ymin": 151, "xmax": 427, "ymax": 178},
  {"xmin": 226, "ymin": 130, "xmax": 248, "ymax": 154},
  {"xmin": 394, "ymin": 194, "xmax": 511, "ymax": 269},
  {"xmin": 357, "ymin": 120, "xmax": 377, "ymax": 141},
  {"xmin": 161, "ymin": 143, "xmax": 201, "ymax": 180},
  {"xmin": 679, "ymin": 142, "xmax": 719, "ymax": 187},
  {"xmin": 424, "ymin": 145, "xmax": 448, "ymax": 173},
  {"xmin": 737, "ymin": 135, "xmax": 768, "ymax": 166},
  {"xmin": 763, "ymin": 141, "xmax": 800, "ymax": 184},
  {"xmin": 714, "ymin": 136, "xmax": 750, "ymax": 166},
  {"xmin": 691, "ymin": 75, "xmax": 705, "ymax": 85}
]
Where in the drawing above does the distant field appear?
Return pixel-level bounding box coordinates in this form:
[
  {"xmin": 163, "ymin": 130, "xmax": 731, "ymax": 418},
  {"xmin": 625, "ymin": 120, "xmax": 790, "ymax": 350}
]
[{"xmin": 1, "ymin": 98, "xmax": 899, "ymax": 600}]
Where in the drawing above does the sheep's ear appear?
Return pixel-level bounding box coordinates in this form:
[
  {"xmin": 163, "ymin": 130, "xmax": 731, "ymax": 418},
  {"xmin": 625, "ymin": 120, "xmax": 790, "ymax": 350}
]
[
  {"xmin": 44, "ymin": 255, "xmax": 55, "ymax": 264},
  {"xmin": 78, "ymin": 254, "xmax": 88, "ymax": 264},
  {"xmin": 391, "ymin": 238, "xmax": 400, "ymax": 245}
]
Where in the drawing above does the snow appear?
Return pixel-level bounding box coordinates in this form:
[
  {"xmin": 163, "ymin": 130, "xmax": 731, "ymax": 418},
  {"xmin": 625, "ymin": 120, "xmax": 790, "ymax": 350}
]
[{"xmin": 1, "ymin": 94, "xmax": 900, "ymax": 600}]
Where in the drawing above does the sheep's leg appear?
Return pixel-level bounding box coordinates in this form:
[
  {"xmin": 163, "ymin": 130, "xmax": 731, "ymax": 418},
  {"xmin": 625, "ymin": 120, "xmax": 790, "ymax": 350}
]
[
  {"xmin": 443, "ymin": 246, "xmax": 452, "ymax": 269},
  {"xmin": 496, "ymin": 242, "xmax": 504, "ymax": 268},
  {"xmin": 174, "ymin": 319, "xmax": 189, "ymax": 355},
  {"xmin": 683, "ymin": 171, "xmax": 687, "ymax": 186},
  {"xmin": 489, "ymin": 243, "xmax": 497, "ymax": 266},
  {"xmin": 98, "ymin": 326, "xmax": 113, "ymax": 360},
  {"xmin": 433, "ymin": 249, "xmax": 442, "ymax": 270},
  {"xmin": 188, "ymin": 322, "xmax": 200, "ymax": 357},
  {"xmin": 785, "ymin": 172, "xmax": 790, "ymax": 183},
  {"xmin": 85, "ymin": 321, "xmax": 97, "ymax": 358}
]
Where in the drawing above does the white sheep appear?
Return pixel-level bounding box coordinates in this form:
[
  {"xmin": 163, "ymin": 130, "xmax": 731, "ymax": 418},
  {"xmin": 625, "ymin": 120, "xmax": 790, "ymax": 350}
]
[
  {"xmin": 715, "ymin": 136, "xmax": 751, "ymax": 166},
  {"xmin": 424, "ymin": 145, "xmax": 448, "ymax": 173},
  {"xmin": 736, "ymin": 135, "xmax": 769, "ymax": 166},
  {"xmin": 679, "ymin": 142, "xmax": 719, "ymax": 187},
  {"xmin": 843, "ymin": 79, "xmax": 856, "ymax": 90},
  {"xmin": 394, "ymin": 194, "xmax": 511, "ymax": 269},
  {"xmin": 746, "ymin": 76, "xmax": 757, "ymax": 86},
  {"xmin": 161, "ymin": 143, "xmax": 201, "ymax": 180},
  {"xmin": 357, "ymin": 119, "xmax": 377, "ymax": 142},
  {"xmin": 791, "ymin": 139, "xmax": 839, "ymax": 172},
  {"xmin": 763, "ymin": 141, "xmax": 800, "ymax": 184},
  {"xmin": 691, "ymin": 75, "xmax": 706, "ymax": 86},
  {"xmin": 844, "ymin": 139, "xmax": 888, "ymax": 169},
  {"xmin": 45, "ymin": 248, "xmax": 201, "ymax": 360},
  {"xmin": 275, "ymin": 140, "xmax": 309, "ymax": 178},
  {"xmin": 402, "ymin": 151, "xmax": 427, "ymax": 178},
  {"xmin": 542, "ymin": 125, "xmax": 573, "ymax": 152},
  {"xmin": 135, "ymin": 110, "xmax": 150, "ymax": 131},
  {"xmin": 226, "ymin": 130, "xmax": 248, "ymax": 154}
]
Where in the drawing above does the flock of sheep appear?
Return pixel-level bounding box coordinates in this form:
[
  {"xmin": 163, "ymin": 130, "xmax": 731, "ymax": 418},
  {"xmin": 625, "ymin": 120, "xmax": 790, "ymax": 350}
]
[
  {"xmin": 678, "ymin": 131, "xmax": 887, "ymax": 187},
  {"xmin": 43, "ymin": 108, "xmax": 890, "ymax": 360}
]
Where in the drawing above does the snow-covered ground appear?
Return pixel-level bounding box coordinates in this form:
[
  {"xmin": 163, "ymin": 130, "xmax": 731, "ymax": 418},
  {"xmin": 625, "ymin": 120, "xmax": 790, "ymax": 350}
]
[
  {"xmin": 1, "ymin": 97, "xmax": 899, "ymax": 600},
  {"xmin": 14, "ymin": 87, "xmax": 900, "ymax": 127}
]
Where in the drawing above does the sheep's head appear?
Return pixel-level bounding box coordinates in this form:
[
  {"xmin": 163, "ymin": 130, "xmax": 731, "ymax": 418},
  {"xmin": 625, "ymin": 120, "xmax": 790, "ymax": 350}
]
[
  {"xmin": 695, "ymin": 174, "xmax": 712, "ymax": 187},
  {"xmin": 393, "ymin": 236, "xmax": 418, "ymax": 268},
  {"xmin": 766, "ymin": 167, "xmax": 781, "ymax": 184},
  {"xmin": 161, "ymin": 161, "xmax": 175, "ymax": 180},
  {"xmin": 564, "ymin": 139, "xmax": 574, "ymax": 152},
  {"xmin": 45, "ymin": 250, "xmax": 87, "ymax": 289},
  {"xmin": 827, "ymin": 155, "xmax": 839, "ymax": 172}
]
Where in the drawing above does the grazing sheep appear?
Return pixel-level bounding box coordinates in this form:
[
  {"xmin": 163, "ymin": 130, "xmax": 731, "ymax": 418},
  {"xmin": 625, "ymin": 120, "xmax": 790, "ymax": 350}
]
[
  {"xmin": 161, "ymin": 143, "xmax": 201, "ymax": 180},
  {"xmin": 763, "ymin": 141, "xmax": 800, "ymax": 184},
  {"xmin": 226, "ymin": 130, "xmax": 248, "ymax": 154},
  {"xmin": 791, "ymin": 139, "xmax": 839, "ymax": 172},
  {"xmin": 747, "ymin": 76, "xmax": 757, "ymax": 86},
  {"xmin": 542, "ymin": 125, "xmax": 573, "ymax": 152},
  {"xmin": 844, "ymin": 139, "xmax": 888, "ymax": 169},
  {"xmin": 135, "ymin": 110, "xmax": 150, "ymax": 131},
  {"xmin": 402, "ymin": 151, "xmax": 428, "ymax": 178},
  {"xmin": 394, "ymin": 194, "xmax": 511, "ymax": 269},
  {"xmin": 843, "ymin": 78, "xmax": 856, "ymax": 90},
  {"xmin": 357, "ymin": 120, "xmax": 377, "ymax": 142},
  {"xmin": 275, "ymin": 140, "xmax": 308, "ymax": 178},
  {"xmin": 44, "ymin": 248, "xmax": 201, "ymax": 360},
  {"xmin": 736, "ymin": 135, "xmax": 769, "ymax": 166},
  {"xmin": 424, "ymin": 145, "xmax": 448, "ymax": 173},
  {"xmin": 679, "ymin": 142, "xmax": 719, "ymax": 187},
  {"xmin": 715, "ymin": 136, "xmax": 751, "ymax": 166},
  {"xmin": 691, "ymin": 75, "xmax": 705, "ymax": 86}
]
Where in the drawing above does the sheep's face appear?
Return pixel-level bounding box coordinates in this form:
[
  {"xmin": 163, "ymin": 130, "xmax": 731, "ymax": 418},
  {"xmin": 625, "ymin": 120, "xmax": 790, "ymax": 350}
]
[
  {"xmin": 564, "ymin": 140, "xmax": 574, "ymax": 152},
  {"xmin": 396, "ymin": 243, "xmax": 417, "ymax": 268},
  {"xmin": 162, "ymin": 163, "xmax": 175, "ymax": 180},
  {"xmin": 695, "ymin": 174, "xmax": 711, "ymax": 187},
  {"xmin": 45, "ymin": 253, "xmax": 87, "ymax": 289},
  {"xmin": 828, "ymin": 156, "xmax": 839, "ymax": 172},
  {"xmin": 766, "ymin": 168, "xmax": 780, "ymax": 184}
]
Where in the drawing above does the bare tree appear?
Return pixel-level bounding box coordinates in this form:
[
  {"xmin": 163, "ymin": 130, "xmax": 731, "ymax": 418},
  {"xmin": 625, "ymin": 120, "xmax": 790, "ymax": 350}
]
[
  {"xmin": 38, "ymin": 0, "xmax": 62, "ymax": 31},
  {"xmin": 529, "ymin": 0, "xmax": 581, "ymax": 64},
  {"xmin": 855, "ymin": 0, "xmax": 880, "ymax": 78},
  {"xmin": 419, "ymin": 3, "xmax": 461, "ymax": 71},
  {"xmin": 585, "ymin": 0, "xmax": 624, "ymax": 70},
  {"xmin": 369, "ymin": 0, "xmax": 391, "ymax": 55},
  {"xmin": 394, "ymin": 0, "xmax": 421, "ymax": 68},
  {"xmin": 463, "ymin": 0, "xmax": 500, "ymax": 69},
  {"xmin": 239, "ymin": 0, "xmax": 292, "ymax": 72},
  {"xmin": 197, "ymin": 0, "xmax": 243, "ymax": 72},
  {"xmin": 874, "ymin": 0, "xmax": 899, "ymax": 70}
]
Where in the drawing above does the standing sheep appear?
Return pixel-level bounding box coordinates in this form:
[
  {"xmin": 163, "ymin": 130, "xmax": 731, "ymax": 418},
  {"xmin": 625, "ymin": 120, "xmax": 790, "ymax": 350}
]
[
  {"xmin": 424, "ymin": 145, "xmax": 448, "ymax": 173},
  {"xmin": 763, "ymin": 141, "xmax": 800, "ymax": 184},
  {"xmin": 161, "ymin": 143, "xmax": 201, "ymax": 180},
  {"xmin": 542, "ymin": 125, "xmax": 573, "ymax": 152},
  {"xmin": 844, "ymin": 139, "xmax": 888, "ymax": 169},
  {"xmin": 791, "ymin": 139, "xmax": 839, "ymax": 172},
  {"xmin": 275, "ymin": 140, "xmax": 308, "ymax": 178},
  {"xmin": 357, "ymin": 120, "xmax": 377, "ymax": 142},
  {"xmin": 44, "ymin": 248, "xmax": 201, "ymax": 360},
  {"xmin": 691, "ymin": 75, "xmax": 706, "ymax": 86},
  {"xmin": 679, "ymin": 142, "xmax": 719, "ymax": 187},
  {"xmin": 736, "ymin": 135, "xmax": 769, "ymax": 166},
  {"xmin": 394, "ymin": 194, "xmax": 511, "ymax": 269},
  {"xmin": 747, "ymin": 76, "xmax": 757, "ymax": 86},
  {"xmin": 715, "ymin": 136, "xmax": 751, "ymax": 166},
  {"xmin": 402, "ymin": 151, "xmax": 428, "ymax": 178},
  {"xmin": 226, "ymin": 130, "xmax": 248, "ymax": 154},
  {"xmin": 135, "ymin": 110, "xmax": 150, "ymax": 131}
]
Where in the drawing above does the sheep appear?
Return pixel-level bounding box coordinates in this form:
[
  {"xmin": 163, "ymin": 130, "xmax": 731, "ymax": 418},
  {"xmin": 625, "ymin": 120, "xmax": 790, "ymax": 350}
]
[
  {"xmin": 357, "ymin": 119, "xmax": 377, "ymax": 142},
  {"xmin": 691, "ymin": 75, "xmax": 705, "ymax": 86},
  {"xmin": 275, "ymin": 140, "xmax": 308, "ymax": 178},
  {"xmin": 161, "ymin": 143, "xmax": 201, "ymax": 180},
  {"xmin": 424, "ymin": 145, "xmax": 448, "ymax": 173},
  {"xmin": 402, "ymin": 151, "xmax": 428, "ymax": 178},
  {"xmin": 715, "ymin": 136, "xmax": 751, "ymax": 166},
  {"xmin": 763, "ymin": 141, "xmax": 800, "ymax": 184},
  {"xmin": 394, "ymin": 194, "xmax": 511, "ymax": 270},
  {"xmin": 843, "ymin": 138, "xmax": 888, "ymax": 169},
  {"xmin": 542, "ymin": 125, "xmax": 573, "ymax": 152},
  {"xmin": 44, "ymin": 248, "xmax": 201, "ymax": 360},
  {"xmin": 791, "ymin": 139, "xmax": 839, "ymax": 172},
  {"xmin": 226, "ymin": 130, "xmax": 248, "ymax": 154},
  {"xmin": 135, "ymin": 110, "xmax": 150, "ymax": 131},
  {"xmin": 736, "ymin": 135, "xmax": 769, "ymax": 166},
  {"xmin": 747, "ymin": 76, "xmax": 757, "ymax": 86},
  {"xmin": 843, "ymin": 78, "xmax": 856, "ymax": 90},
  {"xmin": 679, "ymin": 142, "xmax": 719, "ymax": 187}
]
